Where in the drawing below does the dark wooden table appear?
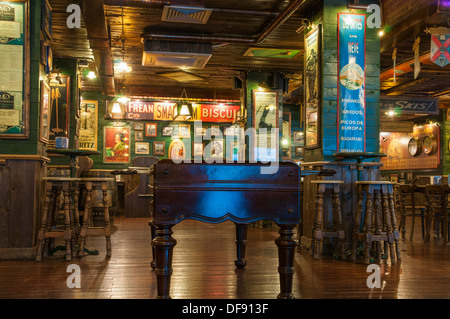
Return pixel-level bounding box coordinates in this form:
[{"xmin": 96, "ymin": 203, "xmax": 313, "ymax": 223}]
[
  {"xmin": 333, "ymin": 152, "xmax": 386, "ymax": 181},
  {"xmin": 150, "ymin": 160, "xmax": 301, "ymax": 299},
  {"xmin": 46, "ymin": 149, "xmax": 100, "ymax": 178}
]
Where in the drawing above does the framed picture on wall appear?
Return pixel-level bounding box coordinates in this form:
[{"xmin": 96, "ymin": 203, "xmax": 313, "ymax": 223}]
[
  {"xmin": 295, "ymin": 146, "xmax": 303, "ymax": 157},
  {"xmin": 195, "ymin": 126, "xmax": 206, "ymax": 137},
  {"xmin": 282, "ymin": 112, "xmax": 291, "ymax": 160},
  {"xmin": 135, "ymin": 142, "xmax": 149, "ymax": 155},
  {"xmin": 208, "ymin": 139, "xmax": 224, "ymax": 158},
  {"xmin": 134, "ymin": 122, "xmax": 144, "ymax": 130},
  {"xmin": 193, "ymin": 141, "xmax": 204, "ymax": 157},
  {"xmin": 162, "ymin": 126, "xmax": 174, "ymax": 137},
  {"xmin": 135, "ymin": 130, "xmax": 143, "ymax": 141},
  {"xmin": 293, "ymin": 131, "xmax": 304, "ymax": 144},
  {"xmin": 390, "ymin": 174, "xmax": 398, "ymax": 183},
  {"xmin": 406, "ymin": 172, "xmax": 413, "ymax": 182},
  {"xmin": 179, "ymin": 124, "xmax": 190, "ymax": 138},
  {"xmin": 39, "ymin": 81, "xmax": 50, "ymax": 143},
  {"xmin": 224, "ymin": 126, "xmax": 235, "ymax": 136},
  {"xmin": 153, "ymin": 141, "xmax": 165, "ymax": 156},
  {"xmin": 0, "ymin": 1, "xmax": 31, "ymax": 140},
  {"xmin": 134, "ymin": 142, "xmax": 149, "ymax": 154},
  {"xmin": 78, "ymin": 100, "xmax": 98, "ymax": 150},
  {"xmin": 211, "ymin": 125, "xmax": 221, "ymax": 136},
  {"xmin": 48, "ymin": 74, "xmax": 70, "ymax": 147},
  {"xmin": 304, "ymin": 24, "xmax": 321, "ymax": 149},
  {"xmin": 145, "ymin": 123, "xmax": 157, "ymax": 137},
  {"xmin": 252, "ymin": 90, "xmax": 278, "ymax": 162},
  {"xmin": 103, "ymin": 126, "xmax": 130, "ymax": 163}
]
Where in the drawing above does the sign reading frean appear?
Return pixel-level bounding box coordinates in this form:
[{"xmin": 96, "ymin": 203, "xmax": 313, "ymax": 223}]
[
  {"xmin": 337, "ymin": 13, "xmax": 366, "ymax": 153},
  {"xmin": 125, "ymin": 100, "xmax": 240, "ymax": 123}
]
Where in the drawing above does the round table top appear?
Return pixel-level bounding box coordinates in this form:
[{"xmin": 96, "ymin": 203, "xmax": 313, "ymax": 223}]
[
  {"xmin": 46, "ymin": 149, "xmax": 100, "ymax": 157},
  {"xmin": 333, "ymin": 152, "xmax": 387, "ymax": 160}
]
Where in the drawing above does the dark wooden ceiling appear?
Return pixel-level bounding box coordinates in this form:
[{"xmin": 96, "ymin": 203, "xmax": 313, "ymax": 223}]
[{"xmin": 49, "ymin": 0, "xmax": 450, "ymax": 102}]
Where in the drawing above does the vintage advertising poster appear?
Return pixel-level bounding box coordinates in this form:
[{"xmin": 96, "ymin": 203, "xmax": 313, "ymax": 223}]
[
  {"xmin": 0, "ymin": 1, "xmax": 28, "ymax": 138},
  {"xmin": 48, "ymin": 74, "xmax": 70, "ymax": 147},
  {"xmin": 104, "ymin": 126, "xmax": 130, "ymax": 163},
  {"xmin": 39, "ymin": 81, "xmax": 50, "ymax": 143},
  {"xmin": 168, "ymin": 139, "xmax": 186, "ymax": 161},
  {"xmin": 304, "ymin": 25, "xmax": 320, "ymax": 148},
  {"xmin": 252, "ymin": 90, "xmax": 278, "ymax": 162},
  {"xmin": 78, "ymin": 100, "xmax": 98, "ymax": 150},
  {"xmin": 337, "ymin": 13, "xmax": 366, "ymax": 153},
  {"xmin": 380, "ymin": 124, "xmax": 440, "ymax": 170}
]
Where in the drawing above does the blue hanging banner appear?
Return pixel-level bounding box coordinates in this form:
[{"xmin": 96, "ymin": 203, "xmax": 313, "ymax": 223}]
[{"xmin": 337, "ymin": 13, "xmax": 366, "ymax": 153}]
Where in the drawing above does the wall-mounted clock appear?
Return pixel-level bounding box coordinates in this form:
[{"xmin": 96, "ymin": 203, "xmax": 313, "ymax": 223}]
[
  {"xmin": 408, "ymin": 137, "xmax": 421, "ymax": 157},
  {"xmin": 422, "ymin": 135, "xmax": 436, "ymax": 155}
]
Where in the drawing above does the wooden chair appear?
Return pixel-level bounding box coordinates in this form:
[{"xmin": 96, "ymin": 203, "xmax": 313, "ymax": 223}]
[
  {"xmin": 124, "ymin": 156, "xmax": 159, "ymax": 217},
  {"xmin": 397, "ymin": 184, "xmax": 426, "ymax": 241},
  {"xmin": 424, "ymin": 185, "xmax": 450, "ymax": 245},
  {"xmin": 352, "ymin": 181, "xmax": 401, "ymax": 265},
  {"xmin": 310, "ymin": 180, "xmax": 346, "ymax": 260}
]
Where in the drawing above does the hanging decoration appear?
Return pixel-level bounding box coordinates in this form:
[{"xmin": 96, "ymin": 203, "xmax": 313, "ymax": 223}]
[
  {"xmin": 426, "ymin": 27, "xmax": 450, "ymax": 67},
  {"xmin": 392, "ymin": 47, "xmax": 397, "ymax": 83},
  {"xmin": 413, "ymin": 37, "xmax": 420, "ymax": 79}
]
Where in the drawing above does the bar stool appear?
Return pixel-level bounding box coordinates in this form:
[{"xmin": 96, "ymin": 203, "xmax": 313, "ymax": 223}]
[
  {"xmin": 78, "ymin": 178, "xmax": 114, "ymax": 257},
  {"xmin": 424, "ymin": 185, "xmax": 450, "ymax": 245},
  {"xmin": 397, "ymin": 184, "xmax": 426, "ymax": 241},
  {"xmin": 36, "ymin": 177, "xmax": 80, "ymax": 262},
  {"xmin": 310, "ymin": 180, "xmax": 346, "ymax": 260},
  {"xmin": 352, "ymin": 181, "xmax": 401, "ymax": 265}
]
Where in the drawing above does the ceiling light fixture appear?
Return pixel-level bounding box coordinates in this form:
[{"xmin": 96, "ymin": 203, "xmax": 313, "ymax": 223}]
[
  {"xmin": 173, "ymin": 88, "xmax": 193, "ymax": 121},
  {"xmin": 87, "ymin": 71, "xmax": 97, "ymax": 79},
  {"xmin": 115, "ymin": 1, "xmax": 132, "ymax": 73}
]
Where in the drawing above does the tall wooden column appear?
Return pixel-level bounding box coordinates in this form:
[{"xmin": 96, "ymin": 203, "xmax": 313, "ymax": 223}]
[{"xmin": 301, "ymin": 0, "xmax": 382, "ymax": 252}]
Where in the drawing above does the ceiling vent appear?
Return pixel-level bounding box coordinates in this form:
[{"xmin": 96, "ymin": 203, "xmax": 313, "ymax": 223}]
[
  {"xmin": 161, "ymin": 5, "xmax": 212, "ymax": 24},
  {"xmin": 142, "ymin": 39, "xmax": 212, "ymax": 69}
]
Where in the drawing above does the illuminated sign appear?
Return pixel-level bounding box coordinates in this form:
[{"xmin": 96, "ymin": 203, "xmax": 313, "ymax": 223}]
[{"xmin": 125, "ymin": 100, "xmax": 239, "ymax": 123}]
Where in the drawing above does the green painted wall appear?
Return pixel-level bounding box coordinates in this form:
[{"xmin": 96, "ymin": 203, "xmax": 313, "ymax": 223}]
[{"xmin": 77, "ymin": 91, "xmax": 240, "ymax": 169}]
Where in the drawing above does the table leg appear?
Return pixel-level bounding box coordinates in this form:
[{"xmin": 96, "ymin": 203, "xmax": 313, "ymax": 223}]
[
  {"xmin": 149, "ymin": 220, "xmax": 157, "ymax": 270},
  {"xmin": 153, "ymin": 224, "xmax": 177, "ymax": 299},
  {"xmin": 275, "ymin": 224, "xmax": 296, "ymax": 299},
  {"xmin": 235, "ymin": 223, "xmax": 248, "ymax": 268}
]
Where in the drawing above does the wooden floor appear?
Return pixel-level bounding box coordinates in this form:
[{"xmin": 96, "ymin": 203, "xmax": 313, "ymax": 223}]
[{"xmin": 0, "ymin": 215, "xmax": 449, "ymax": 299}]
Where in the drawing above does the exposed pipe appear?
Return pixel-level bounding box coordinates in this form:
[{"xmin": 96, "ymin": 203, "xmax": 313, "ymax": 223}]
[
  {"xmin": 80, "ymin": 0, "xmax": 115, "ymax": 96},
  {"xmin": 256, "ymin": 0, "xmax": 308, "ymax": 44},
  {"xmin": 141, "ymin": 32, "xmax": 257, "ymax": 44}
]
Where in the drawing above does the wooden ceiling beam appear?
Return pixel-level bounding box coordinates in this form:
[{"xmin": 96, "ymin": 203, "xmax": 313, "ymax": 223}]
[{"xmin": 383, "ymin": 78, "xmax": 432, "ymax": 95}]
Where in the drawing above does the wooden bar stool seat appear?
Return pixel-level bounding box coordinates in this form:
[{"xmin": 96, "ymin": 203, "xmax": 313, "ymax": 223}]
[
  {"xmin": 36, "ymin": 177, "xmax": 80, "ymax": 262},
  {"xmin": 78, "ymin": 177, "xmax": 114, "ymax": 257},
  {"xmin": 352, "ymin": 181, "xmax": 401, "ymax": 265},
  {"xmin": 310, "ymin": 180, "xmax": 346, "ymax": 260}
]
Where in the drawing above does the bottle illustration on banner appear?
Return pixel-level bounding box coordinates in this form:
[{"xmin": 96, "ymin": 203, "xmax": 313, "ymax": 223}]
[{"xmin": 339, "ymin": 58, "xmax": 364, "ymax": 90}]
